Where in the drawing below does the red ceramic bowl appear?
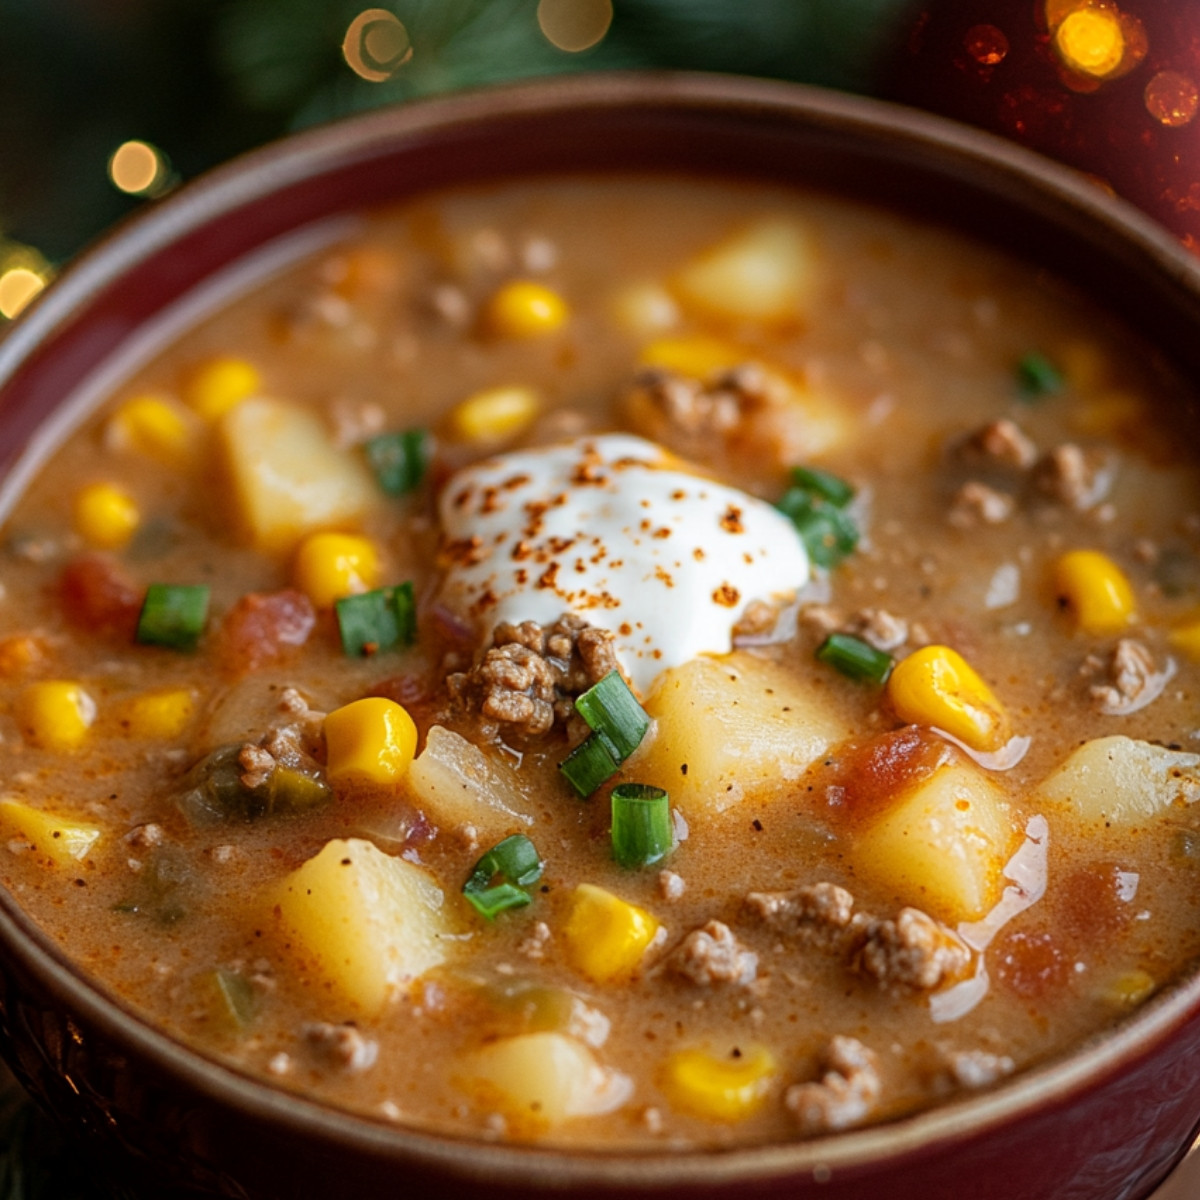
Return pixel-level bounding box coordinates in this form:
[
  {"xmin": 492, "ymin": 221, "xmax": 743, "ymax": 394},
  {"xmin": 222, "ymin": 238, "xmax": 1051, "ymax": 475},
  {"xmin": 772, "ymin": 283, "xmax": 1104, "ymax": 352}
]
[{"xmin": 2, "ymin": 72, "xmax": 1200, "ymax": 1200}]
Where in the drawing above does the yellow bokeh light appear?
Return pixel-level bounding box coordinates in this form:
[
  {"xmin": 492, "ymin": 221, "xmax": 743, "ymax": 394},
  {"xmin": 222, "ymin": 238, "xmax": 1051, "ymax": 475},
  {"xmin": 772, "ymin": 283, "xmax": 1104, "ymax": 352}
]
[
  {"xmin": 343, "ymin": 9, "xmax": 412, "ymax": 82},
  {"xmin": 109, "ymin": 141, "xmax": 170, "ymax": 196},
  {"xmin": 537, "ymin": 0, "xmax": 613, "ymax": 53},
  {"xmin": 1055, "ymin": 8, "xmax": 1126, "ymax": 78},
  {"xmin": 0, "ymin": 268, "xmax": 46, "ymax": 320},
  {"xmin": 1146, "ymin": 71, "xmax": 1200, "ymax": 129}
]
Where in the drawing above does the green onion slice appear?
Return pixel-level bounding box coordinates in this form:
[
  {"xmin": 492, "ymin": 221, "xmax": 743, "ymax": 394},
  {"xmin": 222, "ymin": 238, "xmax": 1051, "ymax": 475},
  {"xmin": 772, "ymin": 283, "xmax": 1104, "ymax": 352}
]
[
  {"xmin": 788, "ymin": 465, "xmax": 855, "ymax": 507},
  {"xmin": 560, "ymin": 733, "xmax": 619, "ymax": 799},
  {"xmin": 575, "ymin": 670, "xmax": 649, "ymax": 763},
  {"xmin": 776, "ymin": 466, "xmax": 859, "ymax": 570},
  {"xmin": 463, "ymin": 834, "xmax": 543, "ymax": 920},
  {"xmin": 365, "ymin": 428, "xmax": 431, "ymax": 496},
  {"xmin": 816, "ymin": 632, "xmax": 894, "ymax": 685},
  {"xmin": 335, "ymin": 582, "xmax": 417, "ymax": 656},
  {"xmin": 136, "ymin": 583, "xmax": 210, "ymax": 650},
  {"xmin": 1016, "ymin": 351, "xmax": 1063, "ymax": 399},
  {"xmin": 611, "ymin": 783, "xmax": 673, "ymax": 869},
  {"xmin": 559, "ymin": 671, "xmax": 652, "ymax": 798}
]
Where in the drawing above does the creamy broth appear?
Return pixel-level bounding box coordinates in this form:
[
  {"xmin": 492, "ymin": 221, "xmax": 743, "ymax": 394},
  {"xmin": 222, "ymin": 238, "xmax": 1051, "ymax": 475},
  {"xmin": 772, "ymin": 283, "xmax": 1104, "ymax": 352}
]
[{"xmin": 1, "ymin": 175, "xmax": 1199, "ymax": 1147}]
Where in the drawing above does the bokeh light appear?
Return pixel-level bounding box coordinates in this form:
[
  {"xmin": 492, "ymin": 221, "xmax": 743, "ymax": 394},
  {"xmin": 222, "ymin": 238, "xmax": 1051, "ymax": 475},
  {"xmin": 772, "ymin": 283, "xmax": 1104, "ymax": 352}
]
[
  {"xmin": 537, "ymin": 0, "xmax": 613, "ymax": 53},
  {"xmin": 108, "ymin": 141, "xmax": 173, "ymax": 197},
  {"xmin": 1055, "ymin": 8, "xmax": 1125, "ymax": 77},
  {"xmin": 1145, "ymin": 70, "xmax": 1199, "ymax": 128},
  {"xmin": 343, "ymin": 10, "xmax": 412, "ymax": 82},
  {"xmin": 964, "ymin": 24, "xmax": 1009, "ymax": 66},
  {"xmin": 0, "ymin": 267, "xmax": 46, "ymax": 321}
]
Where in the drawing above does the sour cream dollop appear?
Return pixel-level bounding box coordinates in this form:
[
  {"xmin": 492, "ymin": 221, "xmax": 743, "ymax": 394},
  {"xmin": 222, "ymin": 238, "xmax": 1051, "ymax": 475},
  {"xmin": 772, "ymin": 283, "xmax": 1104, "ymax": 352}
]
[{"xmin": 437, "ymin": 434, "xmax": 809, "ymax": 694}]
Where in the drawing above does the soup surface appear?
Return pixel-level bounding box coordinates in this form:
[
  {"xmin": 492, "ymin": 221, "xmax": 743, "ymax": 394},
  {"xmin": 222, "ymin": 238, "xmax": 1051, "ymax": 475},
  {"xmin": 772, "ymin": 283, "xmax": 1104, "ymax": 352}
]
[{"xmin": 2, "ymin": 175, "xmax": 1200, "ymax": 1148}]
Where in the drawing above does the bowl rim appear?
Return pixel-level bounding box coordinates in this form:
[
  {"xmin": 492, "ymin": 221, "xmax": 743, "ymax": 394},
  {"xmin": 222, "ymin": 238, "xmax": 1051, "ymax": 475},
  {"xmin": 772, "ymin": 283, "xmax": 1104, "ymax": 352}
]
[{"xmin": 3, "ymin": 68, "xmax": 1200, "ymax": 1190}]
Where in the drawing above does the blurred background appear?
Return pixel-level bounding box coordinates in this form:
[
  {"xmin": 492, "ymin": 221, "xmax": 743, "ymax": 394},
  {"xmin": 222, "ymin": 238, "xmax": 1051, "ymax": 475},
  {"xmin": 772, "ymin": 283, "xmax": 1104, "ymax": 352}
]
[{"xmin": 0, "ymin": 0, "xmax": 916, "ymax": 325}]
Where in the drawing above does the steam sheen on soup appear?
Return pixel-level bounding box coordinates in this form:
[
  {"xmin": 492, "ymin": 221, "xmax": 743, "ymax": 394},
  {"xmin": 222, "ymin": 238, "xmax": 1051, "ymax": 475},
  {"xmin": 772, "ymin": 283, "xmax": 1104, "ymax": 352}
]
[{"xmin": 1, "ymin": 175, "xmax": 1200, "ymax": 1147}]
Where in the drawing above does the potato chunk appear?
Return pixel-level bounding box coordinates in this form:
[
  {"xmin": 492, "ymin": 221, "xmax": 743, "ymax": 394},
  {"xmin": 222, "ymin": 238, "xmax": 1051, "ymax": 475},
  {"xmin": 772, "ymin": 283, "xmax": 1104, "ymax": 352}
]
[
  {"xmin": 270, "ymin": 837, "xmax": 452, "ymax": 1015},
  {"xmin": 637, "ymin": 653, "xmax": 852, "ymax": 815},
  {"xmin": 1038, "ymin": 736, "xmax": 1200, "ymax": 826},
  {"xmin": 853, "ymin": 759, "xmax": 1016, "ymax": 923},
  {"xmin": 673, "ymin": 218, "xmax": 818, "ymax": 325},
  {"xmin": 461, "ymin": 1032, "xmax": 631, "ymax": 1128},
  {"xmin": 219, "ymin": 397, "xmax": 376, "ymax": 554},
  {"xmin": 406, "ymin": 725, "xmax": 535, "ymax": 842},
  {"xmin": 0, "ymin": 798, "xmax": 101, "ymax": 867}
]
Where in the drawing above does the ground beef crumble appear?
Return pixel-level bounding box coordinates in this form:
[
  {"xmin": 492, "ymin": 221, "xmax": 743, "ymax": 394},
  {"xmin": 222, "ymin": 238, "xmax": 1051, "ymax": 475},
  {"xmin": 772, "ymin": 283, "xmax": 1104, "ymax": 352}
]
[
  {"xmin": 666, "ymin": 920, "xmax": 758, "ymax": 987},
  {"xmin": 855, "ymin": 908, "xmax": 972, "ymax": 992},
  {"xmin": 447, "ymin": 613, "xmax": 620, "ymax": 738},
  {"xmin": 1087, "ymin": 638, "xmax": 1172, "ymax": 714},
  {"xmin": 1032, "ymin": 443, "xmax": 1112, "ymax": 511},
  {"xmin": 302, "ymin": 1022, "xmax": 378, "ymax": 1074},
  {"xmin": 746, "ymin": 884, "xmax": 969, "ymax": 991},
  {"xmin": 786, "ymin": 1035, "xmax": 882, "ymax": 1136}
]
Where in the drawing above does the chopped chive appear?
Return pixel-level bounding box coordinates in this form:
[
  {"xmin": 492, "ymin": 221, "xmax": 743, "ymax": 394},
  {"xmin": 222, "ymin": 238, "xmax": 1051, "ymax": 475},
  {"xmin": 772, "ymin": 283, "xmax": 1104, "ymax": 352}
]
[
  {"xmin": 335, "ymin": 582, "xmax": 417, "ymax": 656},
  {"xmin": 611, "ymin": 783, "xmax": 672, "ymax": 869},
  {"xmin": 364, "ymin": 428, "xmax": 431, "ymax": 496},
  {"xmin": 816, "ymin": 632, "xmax": 894, "ymax": 684},
  {"xmin": 136, "ymin": 583, "xmax": 210, "ymax": 651},
  {"xmin": 560, "ymin": 732, "xmax": 619, "ymax": 798},
  {"xmin": 575, "ymin": 670, "xmax": 650, "ymax": 763},
  {"xmin": 788, "ymin": 465, "xmax": 855, "ymax": 507},
  {"xmin": 777, "ymin": 490, "xmax": 860, "ymax": 568},
  {"xmin": 463, "ymin": 834, "xmax": 543, "ymax": 920},
  {"xmin": 1016, "ymin": 351, "xmax": 1063, "ymax": 399}
]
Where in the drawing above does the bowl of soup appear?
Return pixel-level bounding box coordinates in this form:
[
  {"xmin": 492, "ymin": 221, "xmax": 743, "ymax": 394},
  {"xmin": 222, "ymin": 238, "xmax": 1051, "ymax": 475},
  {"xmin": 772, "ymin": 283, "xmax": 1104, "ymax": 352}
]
[{"xmin": 1, "ymin": 71, "xmax": 1200, "ymax": 1200}]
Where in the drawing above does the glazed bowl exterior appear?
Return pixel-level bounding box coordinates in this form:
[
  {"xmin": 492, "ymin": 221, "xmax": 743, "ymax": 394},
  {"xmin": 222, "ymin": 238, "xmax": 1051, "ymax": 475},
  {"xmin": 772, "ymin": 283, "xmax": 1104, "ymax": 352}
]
[{"xmin": 1, "ymin": 72, "xmax": 1200, "ymax": 1200}]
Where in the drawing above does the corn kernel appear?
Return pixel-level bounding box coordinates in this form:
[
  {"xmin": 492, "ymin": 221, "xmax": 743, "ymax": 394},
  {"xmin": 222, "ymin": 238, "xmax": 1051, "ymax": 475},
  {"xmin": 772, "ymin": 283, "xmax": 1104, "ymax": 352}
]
[
  {"xmin": 660, "ymin": 1045, "xmax": 778, "ymax": 1122},
  {"xmin": 1054, "ymin": 549, "xmax": 1136, "ymax": 635},
  {"xmin": 16, "ymin": 681, "xmax": 97, "ymax": 752},
  {"xmin": 118, "ymin": 688, "xmax": 196, "ymax": 739},
  {"xmin": 562, "ymin": 883, "xmax": 660, "ymax": 984},
  {"xmin": 637, "ymin": 334, "xmax": 748, "ymax": 380},
  {"xmin": 1069, "ymin": 389, "xmax": 1144, "ymax": 438},
  {"xmin": 1170, "ymin": 612, "xmax": 1200, "ymax": 660},
  {"xmin": 0, "ymin": 798, "xmax": 101, "ymax": 866},
  {"xmin": 887, "ymin": 644, "xmax": 1012, "ymax": 752},
  {"xmin": 183, "ymin": 356, "xmax": 261, "ymax": 422},
  {"xmin": 0, "ymin": 635, "xmax": 45, "ymax": 677},
  {"xmin": 292, "ymin": 531, "xmax": 380, "ymax": 610},
  {"xmin": 106, "ymin": 394, "xmax": 195, "ymax": 466},
  {"xmin": 324, "ymin": 697, "xmax": 417, "ymax": 787},
  {"xmin": 449, "ymin": 385, "xmax": 540, "ymax": 443},
  {"xmin": 73, "ymin": 482, "xmax": 140, "ymax": 549},
  {"xmin": 483, "ymin": 280, "xmax": 569, "ymax": 338},
  {"xmin": 1101, "ymin": 968, "xmax": 1156, "ymax": 1008}
]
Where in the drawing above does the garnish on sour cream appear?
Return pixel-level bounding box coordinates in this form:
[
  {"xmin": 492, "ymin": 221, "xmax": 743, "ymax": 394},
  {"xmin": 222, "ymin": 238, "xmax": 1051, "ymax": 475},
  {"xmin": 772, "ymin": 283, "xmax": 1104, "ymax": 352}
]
[{"xmin": 437, "ymin": 434, "xmax": 809, "ymax": 693}]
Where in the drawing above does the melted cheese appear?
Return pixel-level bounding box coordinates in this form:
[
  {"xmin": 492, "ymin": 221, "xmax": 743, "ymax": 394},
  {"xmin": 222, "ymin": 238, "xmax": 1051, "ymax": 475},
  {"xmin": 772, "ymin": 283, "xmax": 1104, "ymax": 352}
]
[{"xmin": 437, "ymin": 434, "xmax": 809, "ymax": 693}]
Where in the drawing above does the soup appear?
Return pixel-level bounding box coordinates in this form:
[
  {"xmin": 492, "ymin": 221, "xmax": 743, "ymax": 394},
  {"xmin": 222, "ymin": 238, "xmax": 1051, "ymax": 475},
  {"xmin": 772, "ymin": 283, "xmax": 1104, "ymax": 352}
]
[{"xmin": 1, "ymin": 174, "xmax": 1199, "ymax": 1149}]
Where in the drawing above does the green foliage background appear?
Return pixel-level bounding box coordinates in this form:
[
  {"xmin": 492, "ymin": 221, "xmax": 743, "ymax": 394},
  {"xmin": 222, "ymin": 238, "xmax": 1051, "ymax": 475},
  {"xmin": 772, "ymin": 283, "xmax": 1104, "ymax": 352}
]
[{"xmin": 0, "ymin": 0, "xmax": 915, "ymax": 263}]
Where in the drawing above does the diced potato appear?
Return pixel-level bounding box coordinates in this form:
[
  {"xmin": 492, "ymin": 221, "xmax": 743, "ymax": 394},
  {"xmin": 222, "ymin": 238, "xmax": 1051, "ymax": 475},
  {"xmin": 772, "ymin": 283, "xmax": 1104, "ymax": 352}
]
[
  {"xmin": 406, "ymin": 725, "xmax": 535, "ymax": 842},
  {"xmin": 270, "ymin": 837, "xmax": 453, "ymax": 1015},
  {"xmin": 218, "ymin": 397, "xmax": 376, "ymax": 555},
  {"xmin": 0, "ymin": 798, "xmax": 101, "ymax": 866},
  {"xmin": 1037, "ymin": 736, "xmax": 1200, "ymax": 826},
  {"xmin": 637, "ymin": 652, "xmax": 852, "ymax": 815},
  {"xmin": 461, "ymin": 1032, "xmax": 629, "ymax": 1128},
  {"xmin": 853, "ymin": 759, "xmax": 1016, "ymax": 923},
  {"xmin": 673, "ymin": 218, "xmax": 818, "ymax": 325},
  {"xmin": 610, "ymin": 281, "xmax": 679, "ymax": 337}
]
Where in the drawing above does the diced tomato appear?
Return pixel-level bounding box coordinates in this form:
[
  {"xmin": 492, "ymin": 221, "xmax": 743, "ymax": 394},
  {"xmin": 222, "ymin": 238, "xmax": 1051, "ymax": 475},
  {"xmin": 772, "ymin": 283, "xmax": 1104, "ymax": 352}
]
[
  {"xmin": 59, "ymin": 553, "xmax": 142, "ymax": 638},
  {"xmin": 826, "ymin": 725, "xmax": 951, "ymax": 822},
  {"xmin": 1057, "ymin": 862, "xmax": 1139, "ymax": 946},
  {"xmin": 217, "ymin": 589, "xmax": 316, "ymax": 674},
  {"xmin": 992, "ymin": 928, "xmax": 1073, "ymax": 999}
]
